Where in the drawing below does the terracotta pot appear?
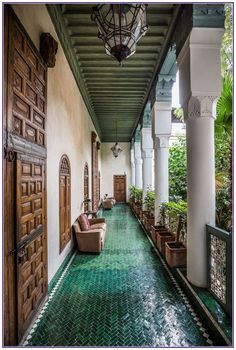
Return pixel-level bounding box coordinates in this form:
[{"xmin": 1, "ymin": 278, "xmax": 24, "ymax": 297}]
[
  {"xmin": 156, "ymin": 231, "xmax": 174, "ymax": 255},
  {"xmin": 141, "ymin": 211, "xmax": 149, "ymax": 224},
  {"xmin": 151, "ymin": 225, "xmax": 167, "ymax": 242},
  {"xmin": 165, "ymin": 242, "xmax": 187, "ymax": 268}
]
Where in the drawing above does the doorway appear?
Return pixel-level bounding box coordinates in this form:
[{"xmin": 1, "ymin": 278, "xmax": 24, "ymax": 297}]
[{"xmin": 113, "ymin": 175, "xmax": 126, "ymax": 203}]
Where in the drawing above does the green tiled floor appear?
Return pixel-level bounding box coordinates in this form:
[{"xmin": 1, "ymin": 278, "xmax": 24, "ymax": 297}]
[{"xmin": 25, "ymin": 204, "xmax": 215, "ymax": 346}]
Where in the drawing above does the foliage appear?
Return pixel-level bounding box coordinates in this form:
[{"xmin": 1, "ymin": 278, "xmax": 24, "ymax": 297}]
[
  {"xmin": 173, "ymin": 107, "xmax": 184, "ymax": 122},
  {"xmin": 144, "ymin": 188, "xmax": 155, "ymax": 212},
  {"xmin": 221, "ymin": 4, "xmax": 232, "ymax": 76},
  {"xmin": 216, "ymin": 74, "xmax": 232, "ymax": 137},
  {"xmin": 161, "ymin": 201, "xmax": 187, "ymax": 244},
  {"xmin": 128, "ymin": 185, "xmax": 143, "ymax": 204},
  {"xmin": 169, "ymin": 137, "xmax": 187, "ymax": 201},
  {"xmin": 214, "ymin": 72, "xmax": 232, "ymax": 231}
]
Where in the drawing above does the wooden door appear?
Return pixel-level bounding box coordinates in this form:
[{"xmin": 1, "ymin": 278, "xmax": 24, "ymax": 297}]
[
  {"xmin": 59, "ymin": 155, "xmax": 71, "ymax": 252},
  {"xmin": 91, "ymin": 132, "xmax": 99, "ymax": 210},
  {"xmin": 16, "ymin": 154, "xmax": 47, "ymax": 340},
  {"xmin": 4, "ymin": 7, "xmax": 48, "ymax": 344},
  {"xmin": 114, "ymin": 175, "xmax": 126, "ymax": 202},
  {"xmin": 84, "ymin": 163, "xmax": 89, "ymax": 211}
]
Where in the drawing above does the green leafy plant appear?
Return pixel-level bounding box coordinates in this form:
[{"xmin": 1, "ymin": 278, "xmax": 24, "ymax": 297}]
[
  {"xmin": 161, "ymin": 201, "xmax": 187, "ymax": 245},
  {"xmin": 144, "ymin": 188, "xmax": 155, "ymax": 213},
  {"xmin": 169, "ymin": 137, "xmax": 187, "ymax": 202}
]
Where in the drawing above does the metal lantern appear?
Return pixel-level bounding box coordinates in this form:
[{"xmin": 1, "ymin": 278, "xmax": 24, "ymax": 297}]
[
  {"xmin": 111, "ymin": 142, "xmax": 123, "ymax": 158},
  {"xmin": 111, "ymin": 120, "xmax": 123, "ymax": 158},
  {"xmin": 91, "ymin": 4, "xmax": 148, "ymax": 63}
]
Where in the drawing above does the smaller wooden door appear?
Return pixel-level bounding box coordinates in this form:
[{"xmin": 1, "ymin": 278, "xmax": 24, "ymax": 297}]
[
  {"xmin": 114, "ymin": 175, "xmax": 126, "ymax": 203},
  {"xmin": 59, "ymin": 155, "xmax": 71, "ymax": 252}
]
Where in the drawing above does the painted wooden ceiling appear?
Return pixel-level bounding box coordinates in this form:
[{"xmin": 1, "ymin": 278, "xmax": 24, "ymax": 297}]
[{"xmin": 50, "ymin": 4, "xmax": 180, "ymax": 142}]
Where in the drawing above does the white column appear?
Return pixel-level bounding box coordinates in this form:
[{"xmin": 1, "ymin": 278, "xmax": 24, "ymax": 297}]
[
  {"xmin": 134, "ymin": 141, "xmax": 142, "ymax": 188},
  {"xmin": 177, "ymin": 27, "xmax": 224, "ymax": 287},
  {"xmin": 141, "ymin": 127, "xmax": 153, "ymax": 205},
  {"xmin": 130, "ymin": 148, "xmax": 135, "ymax": 186},
  {"xmin": 152, "ymin": 101, "xmax": 172, "ymax": 223}
]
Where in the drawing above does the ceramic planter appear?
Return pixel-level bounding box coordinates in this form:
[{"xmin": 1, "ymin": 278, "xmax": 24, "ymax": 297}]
[
  {"xmin": 156, "ymin": 231, "xmax": 174, "ymax": 256},
  {"xmin": 144, "ymin": 214, "xmax": 154, "ymax": 234},
  {"xmin": 165, "ymin": 242, "xmax": 187, "ymax": 268}
]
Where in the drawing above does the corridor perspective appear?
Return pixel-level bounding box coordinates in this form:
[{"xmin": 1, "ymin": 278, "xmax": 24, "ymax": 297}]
[
  {"xmin": 4, "ymin": 2, "xmax": 232, "ymax": 347},
  {"xmin": 24, "ymin": 205, "xmax": 213, "ymax": 347}
]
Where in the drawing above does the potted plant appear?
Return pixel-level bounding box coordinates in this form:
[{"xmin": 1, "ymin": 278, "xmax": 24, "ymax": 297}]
[
  {"xmin": 143, "ymin": 189, "xmax": 155, "ymax": 234},
  {"xmin": 152, "ymin": 203, "xmax": 174, "ymax": 253},
  {"xmin": 128, "ymin": 185, "xmax": 136, "ymax": 211},
  {"xmin": 134, "ymin": 188, "xmax": 143, "ymax": 217},
  {"xmin": 165, "ymin": 201, "xmax": 187, "ymax": 268}
]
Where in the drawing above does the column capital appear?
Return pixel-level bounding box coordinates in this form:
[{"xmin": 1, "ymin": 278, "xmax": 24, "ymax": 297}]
[
  {"xmin": 141, "ymin": 149, "xmax": 153, "ymax": 159},
  {"xmin": 177, "ymin": 27, "xmax": 224, "ymax": 110},
  {"xmin": 183, "ymin": 95, "xmax": 218, "ymax": 122},
  {"xmin": 153, "ymin": 135, "xmax": 170, "ymax": 149}
]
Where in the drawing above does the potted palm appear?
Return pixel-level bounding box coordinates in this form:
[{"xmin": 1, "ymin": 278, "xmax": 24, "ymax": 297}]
[
  {"xmin": 152, "ymin": 203, "xmax": 174, "ymax": 254},
  {"xmin": 165, "ymin": 201, "xmax": 187, "ymax": 268}
]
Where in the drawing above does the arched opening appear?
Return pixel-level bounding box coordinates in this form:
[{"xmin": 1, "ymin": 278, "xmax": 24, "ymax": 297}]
[
  {"xmin": 59, "ymin": 154, "xmax": 71, "ymax": 252},
  {"xmin": 84, "ymin": 163, "xmax": 89, "ymax": 212}
]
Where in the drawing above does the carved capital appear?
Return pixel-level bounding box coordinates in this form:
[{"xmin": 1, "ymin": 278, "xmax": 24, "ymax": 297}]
[
  {"xmin": 154, "ymin": 135, "xmax": 170, "ymax": 149},
  {"xmin": 142, "ymin": 149, "xmax": 153, "ymax": 159},
  {"xmin": 184, "ymin": 95, "xmax": 218, "ymax": 122}
]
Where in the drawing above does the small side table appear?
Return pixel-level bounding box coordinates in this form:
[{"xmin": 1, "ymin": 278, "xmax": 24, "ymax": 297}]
[{"xmin": 84, "ymin": 211, "xmax": 98, "ymax": 219}]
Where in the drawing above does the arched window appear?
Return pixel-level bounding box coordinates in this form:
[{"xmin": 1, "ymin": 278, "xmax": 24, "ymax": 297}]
[
  {"xmin": 59, "ymin": 155, "xmax": 71, "ymax": 252},
  {"xmin": 84, "ymin": 163, "xmax": 89, "ymax": 212}
]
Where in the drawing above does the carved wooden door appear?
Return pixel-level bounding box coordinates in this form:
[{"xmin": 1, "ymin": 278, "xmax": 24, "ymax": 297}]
[
  {"xmin": 84, "ymin": 163, "xmax": 89, "ymax": 211},
  {"xmin": 59, "ymin": 155, "xmax": 71, "ymax": 252},
  {"xmin": 114, "ymin": 175, "xmax": 126, "ymax": 202},
  {"xmin": 4, "ymin": 8, "xmax": 48, "ymax": 344},
  {"xmin": 91, "ymin": 132, "xmax": 99, "ymax": 210},
  {"xmin": 16, "ymin": 154, "xmax": 47, "ymax": 340}
]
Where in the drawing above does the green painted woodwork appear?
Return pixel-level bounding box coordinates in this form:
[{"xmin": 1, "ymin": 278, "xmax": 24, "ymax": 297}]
[
  {"xmin": 47, "ymin": 4, "xmax": 180, "ymax": 142},
  {"xmin": 142, "ymin": 101, "xmax": 152, "ymax": 127},
  {"xmin": 25, "ymin": 205, "xmax": 218, "ymax": 346}
]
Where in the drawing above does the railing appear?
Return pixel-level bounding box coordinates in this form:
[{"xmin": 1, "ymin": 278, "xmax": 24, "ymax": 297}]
[{"xmin": 206, "ymin": 225, "xmax": 232, "ymax": 316}]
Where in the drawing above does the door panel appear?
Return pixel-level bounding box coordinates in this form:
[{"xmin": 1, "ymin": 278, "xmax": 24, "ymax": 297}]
[
  {"xmin": 4, "ymin": 7, "xmax": 48, "ymax": 345},
  {"xmin": 59, "ymin": 155, "xmax": 71, "ymax": 252},
  {"xmin": 16, "ymin": 155, "xmax": 47, "ymax": 340},
  {"xmin": 114, "ymin": 175, "xmax": 126, "ymax": 202}
]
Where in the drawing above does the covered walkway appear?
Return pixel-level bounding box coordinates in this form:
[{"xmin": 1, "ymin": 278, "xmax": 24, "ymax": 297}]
[{"xmin": 24, "ymin": 205, "xmax": 213, "ymax": 347}]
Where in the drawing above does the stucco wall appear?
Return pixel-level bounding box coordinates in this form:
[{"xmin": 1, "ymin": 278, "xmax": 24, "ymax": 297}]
[
  {"xmin": 101, "ymin": 143, "xmax": 131, "ymax": 201},
  {"xmin": 12, "ymin": 4, "xmax": 101, "ymax": 282}
]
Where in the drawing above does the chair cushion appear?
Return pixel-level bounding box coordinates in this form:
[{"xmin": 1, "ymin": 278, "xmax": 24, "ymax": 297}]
[
  {"xmin": 78, "ymin": 214, "xmax": 90, "ymax": 231},
  {"xmin": 90, "ymin": 223, "xmax": 107, "ymax": 231}
]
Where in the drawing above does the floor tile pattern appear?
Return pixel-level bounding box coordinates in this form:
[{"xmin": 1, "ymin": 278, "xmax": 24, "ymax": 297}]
[{"xmin": 25, "ymin": 204, "xmax": 214, "ymax": 346}]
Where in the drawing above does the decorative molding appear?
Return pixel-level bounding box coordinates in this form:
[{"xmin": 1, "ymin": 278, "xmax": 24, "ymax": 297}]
[
  {"xmin": 4, "ymin": 131, "xmax": 47, "ymax": 159},
  {"xmin": 175, "ymin": 4, "xmax": 225, "ymax": 56},
  {"xmin": 141, "ymin": 149, "xmax": 153, "ymax": 159},
  {"xmin": 154, "ymin": 135, "xmax": 170, "ymax": 149},
  {"xmin": 184, "ymin": 95, "xmax": 218, "ymax": 122},
  {"xmin": 40, "ymin": 33, "xmax": 58, "ymax": 68},
  {"xmin": 46, "ymin": 5, "xmax": 101, "ymax": 138},
  {"xmin": 142, "ymin": 101, "xmax": 151, "ymax": 127},
  {"xmin": 91, "ymin": 131, "xmax": 97, "ymax": 143}
]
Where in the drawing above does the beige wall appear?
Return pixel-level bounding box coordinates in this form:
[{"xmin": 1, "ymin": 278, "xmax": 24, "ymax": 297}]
[
  {"xmin": 101, "ymin": 143, "xmax": 131, "ymax": 201},
  {"xmin": 12, "ymin": 4, "xmax": 101, "ymax": 282}
]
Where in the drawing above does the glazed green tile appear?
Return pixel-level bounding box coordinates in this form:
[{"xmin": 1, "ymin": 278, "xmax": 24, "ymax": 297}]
[{"xmin": 27, "ymin": 204, "xmax": 217, "ymax": 346}]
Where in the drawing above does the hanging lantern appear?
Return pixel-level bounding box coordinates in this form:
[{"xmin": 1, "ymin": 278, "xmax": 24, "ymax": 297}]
[
  {"xmin": 111, "ymin": 142, "xmax": 123, "ymax": 158},
  {"xmin": 111, "ymin": 120, "xmax": 123, "ymax": 158},
  {"xmin": 91, "ymin": 4, "xmax": 148, "ymax": 63}
]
